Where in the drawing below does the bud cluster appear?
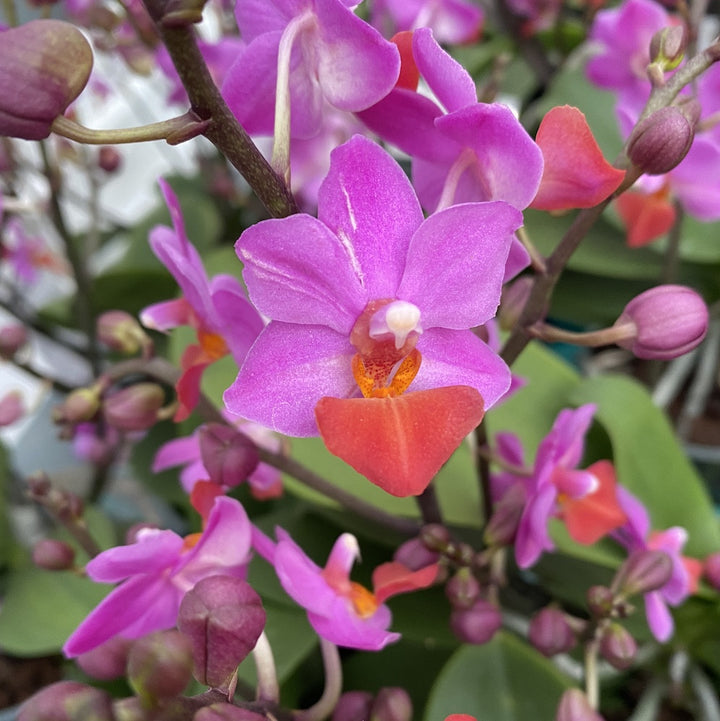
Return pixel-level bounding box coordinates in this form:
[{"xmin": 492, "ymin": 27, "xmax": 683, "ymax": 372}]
[{"xmin": 332, "ymin": 687, "xmax": 412, "ymax": 721}]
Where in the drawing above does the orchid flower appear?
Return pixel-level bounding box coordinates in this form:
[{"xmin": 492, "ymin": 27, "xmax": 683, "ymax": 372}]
[
  {"xmin": 63, "ymin": 496, "xmax": 253, "ymax": 657},
  {"xmin": 224, "ymin": 134, "xmax": 521, "ymax": 496},
  {"xmin": 140, "ymin": 179, "xmax": 264, "ymax": 421}
]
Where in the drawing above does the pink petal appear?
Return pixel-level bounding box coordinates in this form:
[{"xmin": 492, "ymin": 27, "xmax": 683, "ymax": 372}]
[
  {"xmin": 153, "ymin": 435, "xmax": 201, "ymax": 472},
  {"xmin": 308, "ymin": 599, "xmax": 400, "ymax": 650},
  {"xmin": 140, "ymin": 298, "xmax": 193, "ymax": 332}
]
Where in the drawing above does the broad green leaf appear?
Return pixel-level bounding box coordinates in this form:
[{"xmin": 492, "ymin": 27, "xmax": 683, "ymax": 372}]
[
  {"xmin": 423, "ymin": 632, "xmax": 571, "ymax": 721},
  {"xmin": 570, "ymin": 374, "xmax": 720, "ymax": 556},
  {"xmin": 0, "ymin": 567, "xmax": 109, "ymax": 656},
  {"xmin": 92, "ymin": 269, "xmax": 176, "ymax": 316}
]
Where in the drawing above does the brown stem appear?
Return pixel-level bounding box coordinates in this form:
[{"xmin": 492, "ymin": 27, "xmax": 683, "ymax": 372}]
[{"xmin": 415, "ymin": 484, "xmax": 443, "ymax": 525}]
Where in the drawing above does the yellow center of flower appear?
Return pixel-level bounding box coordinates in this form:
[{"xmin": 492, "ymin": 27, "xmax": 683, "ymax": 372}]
[
  {"xmin": 348, "ymin": 581, "xmax": 380, "ymax": 618},
  {"xmin": 198, "ymin": 329, "xmax": 229, "ymax": 360}
]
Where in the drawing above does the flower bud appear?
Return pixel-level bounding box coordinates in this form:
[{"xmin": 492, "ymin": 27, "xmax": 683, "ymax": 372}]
[
  {"xmin": 177, "ymin": 575, "xmax": 266, "ymax": 689},
  {"xmin": 393, "ymin": 538, "xmax": 440, "ymax": 571},
  {"xmin": 32, "ymin": 539, "xmax": 76, "ymax": 570},
  {"xmin": 77, "ymin": 637, "xmax": 133, "ymax": 681},
  {"xmin": 627, "ymin": 103, "xmax": 699, "ymax": 175},
  {"xmin": 445, "ymin": 568, "xmax": 481, "ymax": 610},
  {"xmin": 0, "ymin": 20, "xmax": 93, "ymax": 140},
  {"xmin": 420, "ymin": 524, "xmax": 451, "ymax": 552},
  {"xmin": 98, "ymin": 146, "xmax": 122, "ymax": 173},
  {"xmin": 703, "ymin": 551, "xmax": 720, "ymax": 591},
  {"xmin": 198, "ymin": 423, "xmax": 259, "ymax": 489},
  {"xmin": 450, "ymin": 599, "xmax": 502, "ymax": 645},
  {"xmin": 103, "ymin": 383, "xmax": 166, "ymax": 432},
  {"xmin": 54, "ymin": 387, "xmax": 102, "ymax": 425},
  {"xmin": 649, "ymin": 26, "xmax": 686, "ymax": 70},
  {"xmin": 0, "ymin": 323, "xmax": 28, "ymax": 359},
  {"xmin": 18, "ymin": 681, "xmax": 114, "ymax": 721},
  {"xmin": 112, "ymin": 697, "xmax": 147, "ymax": 721},
  {"xmin": 127, "ymin": 630, "xmax": 193, "ymax": 705},
  {"xmin": 599, "ymin": 623, "xmax": 637, "ymax": 670},
  {"xmin": 194, "ymin": 704, "xmax": 266, "ymax": 721},
  {"xmin": 528, "ymin": 607, "xmax": 576, "ymax": 657},
  {"xmin": 332, "ymin": 691, "xmax": 374, "ymax": 721},
  {"xmin": 556, "ymin": 689, "xmax": 604, "ymax": 721},
  {"xmin": 586, "ymin": 586, "xmax": 615, "ymax": 618},
  {"xmin": 613, "ymin": 285, "xmax": 708, "ymax": 360},
  {"xmin": 0, "ymin": 390, "xmax": 24, "ymax": 426},
  {"xmin": 97, "ymin": 311, "xmax": 149, "ymax": 355},
  {"xmin": 499, "ymin": 276, "xmax": 533, "ymax": 331},
  {"xmin": 370, "ymin": 687, "xmax": 413, "ymax": 721},
  {"xmin": 614, "ymin": 549, "xmax": 673, "ymax": 597}
]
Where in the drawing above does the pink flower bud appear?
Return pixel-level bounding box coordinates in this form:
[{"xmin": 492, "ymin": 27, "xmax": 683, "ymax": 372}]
[
  {"xmin": 614, "ymin": 549, "xmax": 673, "ymax": 597},
  {"xmin": 556, "ymin": 689, "xmax": 605, "ymax": 721},
  {"xmin": 613, "ymin": 285, "xmax": 708, "ymax": 360},
  {"xmin": 98, "ymin": 146, "xmax": 122, "ymax": 173},
  {"xmin": 0, "ymin": 323, "xmax": 28, "ymax": 359},
  {"xmin": 627, "ymin": 103, "xmax": 699, "ymax": 175},
  {"xmin": 0, "ymin": 20, "xmax": 93, "ymax": 140},
  {"xmin": 97, "ymin": 311, "xmax": 148, "ymax": 354},
  {"xmin": 649, "ymin": 26, "xmax": 686, "ymax": 70},
  {"xmin": 528, "ymin": 607, "xmax": 577, "ymax": 657},
  {"xmin": 127, "ymin": 630, "xmax": 193, "ymax": 704},
  {"xmin": 103, "ymin": 383, "xmax": 165, "ymax": 431},
  {"xmin": 332, "ymin": 691, "xmax": 374, "ymax": 721},
  {"xmin": 76, "ymin": 637, "xmax": 132, "ymax": 681},
  {"xmin": 112, "ymin": 697, "xmax": 147, "ymax": 721},
  {"xmin": 586, "ymin": 586, "xmax": 615, "ymax": 618},
  {"xmin": 445, "ymin": 568, "xmax": 481, "ymax": 610},
  {"xmin": 393, "ymin": 538, "xmax": 440, "ymax": 571},
  {"xmin": 419, "ymin": 524, "xmax": 451, "ymax": 552},
  {"xmin": 53, "ymin": 387, "xmax": 101, "ymax": 425},
  {"xmin": 450, "ymin": 599, "xmax": 502, "ymax": 645},
  {"xmin": 599, "ymin": 623, "xmax": 637, "ymax": 670},
  {"xmin": 32, "ymin": 539, "xmax": 76, "ymax": 570},
  {"xmin": 177, "ymin": 575, "xmax": 266, "ymax": 689},
  {"xmin": 198, "ymin": 423, "xmax": 259, "ymax": 488},
  {"xmin": 370, "ymin": 687, "xmax": 413, "ymax": 721},
  {"xmin": 703, "ymin": 551, "xmax": 720, "ymax": 590},
  {"xmin": 195, "ymin": 704, "xmax": 266, "ymax": 721},
  {"xmin": 18, "ymin": 681, "xmax": 114, "ymax": 721},
  {"xmin": 0, "ymin": 391, "xmax": 24, "ymax": 426}
]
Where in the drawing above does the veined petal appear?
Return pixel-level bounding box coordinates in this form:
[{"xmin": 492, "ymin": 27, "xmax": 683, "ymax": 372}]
[
  {"xmin": 315, "ymin": 0, "xmax": 400, "ymax": 111},
  {"xmin": 86, "ymin": 530, "xmax": 184, "ymax": 582},
  {"xmin": 237, "ymin": 214, "xmax": 367, "ymax": 333},
  {"xmin": 318, "ymin": 135, "xmax": 424, "ymax": 299},
  {"xmin": 671, "ymin": 136, "xmax": 720, "ymax": 220},
  {"xmin": 223, "ymin": 322, "xmax": 356, "ymax": 437},
  {"xmin": 235, "ymin": 0, "xmax": 306, "ymax": 41},
  {"xmin": 397, "ymin": 202, "xmax": 521, "ymax": 329},
  {"xmin": 412, "ymin": 28, "xmax": 476, "ymax": 113},
  {"xmin": 413, "ymin": 328, "xmax": 511, "ymax": 410}
]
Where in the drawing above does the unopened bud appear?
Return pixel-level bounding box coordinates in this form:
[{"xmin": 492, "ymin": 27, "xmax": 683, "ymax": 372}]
[
  {"xmin": 77, "ymin": 637, "xmax": 132, "ymax": 681},
  {"xmin": 394, "ymin": 538, "xmax": 440, "ymax": 571},
  {"xmin": 614, "ymin": 549, "xmax": 673, "ymax": 597},
  {"xmin": 32, "ymin": 539, "xmax": 76, "ymax": 570},
  {"xmin": 0, "ymin": 391, "xmax": 24, "ymax": 426},
  {"xmin": 199, "ymin": 424, "xmax": 259, "ymax": 489},
  {"xmin": 0, "ymin": 20, "xmax": 93, "ymax": 140},
  {"xmin": 98, "ymin": 146, "xmax": 122, "ymax": 173},
  {"xmin": 587, "ymin": 586, "xmax": 615, "ymax": 618},
  {"xmin": 445, "ymin": 568, "xmax": 481, "ymax": 610},
  {"xmin": 450, "ymin": 599, "xmax": 502, "ymax": 645},
  {"xmin": 627, "ymin": 103, "xmax": 699, "ymax": 175},
  {"xmin": 112, "ymin": 697, "xmax": 146, "ymax": 721},
  {"xmin": 54, "ymin": 387, "xmax": 101, "ymax": 425},
  {"xmin": 195, "ymin": 705, "xmax": 266, "ymax": 721},
  {"xmin": 599, "ymin": 623, "xmax": 637, "ymax": 670},
  {"xmin": 178, "ymin": 575, "xmax": 266, "ymax": 689},
  {"xmin": 0, "ymin": 323, "xmax": 28, "ymax": 359},
  {"xmin": 613, "ymin": 285, "xmax": 708, "ymax": 360},
  {"xmin": 103, "ymin": 383, "xmax": 166, "ymax": 432},
  {"xmin": 18, "ymin": 681, "xmax": 114, "ymax": 721},
  {"xmin": 332, "ymin": 691, "xmax": 374, "ymax": 721},
  {"xmin": 499, "ymin": 276, "xmax": 533, "ymax": 331},
  {"xmin": 370, "ymin": 687, "xmax": 413, "ymax": 721},
  {"xmin": 97, "ymin": 311, "xmax": 149, "ymax": 355},
  {"xmin": 420, "ymin": 524, "xmax": 451, "ymax": 552},
  {"xmin": 528, "ymin": 607, "xmax": 576, "ymax": 657},
  {"xmin": 556, "ymin": 689, "xmax": 605, "ymax": 721},
  {"xmin": 127, "ymin": 630, "xmax": 193, "ymax": 706},
  {"xmin": 703, "ymin": 551, "xmax": 720, "ymax": 591},
  {"xmin": 649, "ymin": 25, "xmax": 686, "ymax": 70}
]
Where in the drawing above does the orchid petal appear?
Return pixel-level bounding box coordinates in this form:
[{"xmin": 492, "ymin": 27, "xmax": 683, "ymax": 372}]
[
  {"xmin": 140, "ymin": 298, "xmax": 193, "ymax": 332},
  {"xmin": 644, "ymin": 590, "xmax": 673, "ymax": 642},
  {"xmin": 515, "ymin": 481, "xmax": 557, "ymax": 568},
  {"xmin": 153, "ymin": 435, "xmax": 201, "ymax": 472},
  {"xmin": 308, "ymin": 602, "xmax": 400, "ymax": 651}
]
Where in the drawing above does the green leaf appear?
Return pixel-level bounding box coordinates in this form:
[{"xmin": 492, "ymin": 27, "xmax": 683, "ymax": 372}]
[
  {"xmin": 423, "ymin": 632, "xmax": 571, "ymax": 721},
  {"xmin": 0, "ymin": 567, "xmax": 109, "ymax": 656},
  {"xmin": 569, "ymin": 374, "xmax": 720, "ymax": 556}
]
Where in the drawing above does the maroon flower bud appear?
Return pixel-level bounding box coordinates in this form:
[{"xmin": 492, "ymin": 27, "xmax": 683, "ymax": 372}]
[
  {"xmin": 103, "ymin": 383, "xmax": 166, "ymax": 432},
  {"xmin": 178, "ymin": 575, "xmax": 266, "ymax": 689},
  {"xmin": 127, "ymin": 630, "xmax": 193, "ymax": 705},
  {"xmin": 556, "ymin": 689, "xmax": 605, "ymax": 721},
  {"xmin": 649, "ymin": 26, "xmax": 686, "ymax": 70},
  {"xmin": 370, "ymin": 687, "xmax": 412, "ymax": 721},
  {"xmin": 77, "ymin": 637, "xmax": 133, "ymax": 681},
  {"xmin": 32, "ymin": 539, "xmax": 76, "ymax": 570},
  {"xmin": 0, "ymin": 323, "xmax": 28, "ymax": 359},
  {"xmin": 627, "ymin": 103, "xmax": 699, "ymax": 175},
  {"xmin": 332, "ymin": 691, "xmax": 374, "ymax": 721},
  {"xmin": 98, "ymin": 146, "xmax": 122, "ymax": 173},
  {"xmin": 97, "ymin": 311, "xmax": 148, "ymax": 355},
  {"xmin": 614, "ymin": 549, "xmax": 673, "ymax": 597},
  {"xmin": 199, "ymin": 424, "xmax": 259, "ymax": 488},
  {"xmin": 112, "ymin": 697, "xmax": 148, "ymax": 721},
  {"xmin": 393, "ymin": 538, "xmax": 440, "ymax": 571},
  {"xmin": 599, "ymin": 623, "xmax": 637, "ymax": 670},
  {"xmin": 0, "ymin": 20, "xmax": 93, "ymax": 140},
  {"xmin": 420, "ymin": 524, "xmax": 451, "ymax": 552},
  {"xmin": 195, "ymin": 704, "xmax": 266, "ymax": 721},
  {"xmin": 586, "ymin": 586, "xmax": 615, "ymax": 618},
  {"xmin": 0, "ymin": 391, "xmax": 24, "ymax": 426},
  {"xmin": 445, "ymin": 568, "xmax": 481, "ymax": 610},
  {"xmin": 703, "ymin": 551, "xmax": 720, "ymax": 591},
  {"xmin": 528, "ymin": 607, "xmax": 577, "ymax": 657},
  {"xmin": 613, "ymin": 285, "xmax": 708, "ymax": 360},
  {"xmin": 18, "ymin": 681, "xmax": 114, "ymax": 721},
  {"xmin": 450, "ymin": 599, "xmax": 502, "ymax": 645},
  {"xmin": 54, "ymin": 387, "xmax": 102, "ymax": 425}
]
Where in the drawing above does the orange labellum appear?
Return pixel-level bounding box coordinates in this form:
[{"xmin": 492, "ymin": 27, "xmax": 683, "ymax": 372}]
[
  {"xmin": 615, "ymin": 189, "xmax": 676, "ymax": 247},
  {"xmin": 390, "ymin": 31, "xmax": 420, "ymax": 91},
  {"xmin": 315, "ymin": 386, "xmax": 485, "ymax": 497}
]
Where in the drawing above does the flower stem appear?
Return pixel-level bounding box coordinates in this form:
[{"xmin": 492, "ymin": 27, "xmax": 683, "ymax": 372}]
[
  {"xmin": 253, "ymin": 631, "xmax": 280, "ymax": 705},
  {"xmin": 293, "ymin": 640, "xmax": 342, "ymax": 721}
]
